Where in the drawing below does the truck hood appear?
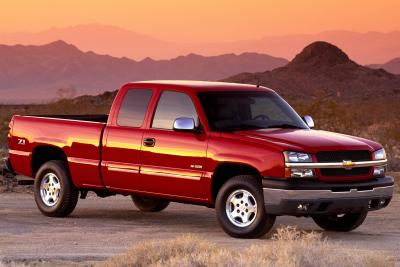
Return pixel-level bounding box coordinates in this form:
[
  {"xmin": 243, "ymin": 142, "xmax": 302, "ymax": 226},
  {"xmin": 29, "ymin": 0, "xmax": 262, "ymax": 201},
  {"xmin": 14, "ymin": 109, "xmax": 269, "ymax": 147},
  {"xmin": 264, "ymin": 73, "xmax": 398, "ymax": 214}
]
[{"xmin": 234, "ymin": 128, "xmax": 381, "ymax": 153}]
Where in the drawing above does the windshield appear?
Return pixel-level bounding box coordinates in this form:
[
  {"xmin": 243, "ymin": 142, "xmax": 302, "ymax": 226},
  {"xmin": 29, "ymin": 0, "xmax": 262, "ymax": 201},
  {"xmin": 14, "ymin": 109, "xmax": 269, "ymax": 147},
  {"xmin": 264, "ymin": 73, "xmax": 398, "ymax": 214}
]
[{"xmin": 198, "ymin": 91, "xmax": 308, "ymax": 132}]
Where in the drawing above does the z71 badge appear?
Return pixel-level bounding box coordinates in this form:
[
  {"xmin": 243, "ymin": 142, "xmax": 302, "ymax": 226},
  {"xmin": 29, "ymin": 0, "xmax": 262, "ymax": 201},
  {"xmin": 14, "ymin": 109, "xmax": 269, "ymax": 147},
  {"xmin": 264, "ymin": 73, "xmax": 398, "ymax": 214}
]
[{"xmin": 17, "ymin": 138, "xmax": 26, "ymax": 145}]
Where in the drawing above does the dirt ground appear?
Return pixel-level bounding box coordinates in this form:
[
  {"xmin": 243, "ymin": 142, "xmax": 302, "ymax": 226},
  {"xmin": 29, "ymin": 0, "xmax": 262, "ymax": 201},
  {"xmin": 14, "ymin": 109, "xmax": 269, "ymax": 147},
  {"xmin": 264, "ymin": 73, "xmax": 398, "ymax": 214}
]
[{"xmin": 0, "ymin": 191, "xmax": 399, "ymax": 266}]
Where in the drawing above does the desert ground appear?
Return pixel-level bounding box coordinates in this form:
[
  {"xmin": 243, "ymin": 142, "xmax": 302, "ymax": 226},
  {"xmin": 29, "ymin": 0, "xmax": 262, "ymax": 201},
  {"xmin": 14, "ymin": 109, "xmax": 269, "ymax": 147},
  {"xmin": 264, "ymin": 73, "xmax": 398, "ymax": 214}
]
[{"xmin": 0, "ymin": 187, "xmax": 399, "ymax": 266}]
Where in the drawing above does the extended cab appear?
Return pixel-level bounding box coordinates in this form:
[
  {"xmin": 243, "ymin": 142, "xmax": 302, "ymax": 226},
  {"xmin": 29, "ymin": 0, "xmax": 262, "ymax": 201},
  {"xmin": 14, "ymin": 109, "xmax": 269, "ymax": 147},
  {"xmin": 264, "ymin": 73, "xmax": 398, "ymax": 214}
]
[{"xmin": 7, "ymin": 81, "xmax": 394, "ymax": 238}]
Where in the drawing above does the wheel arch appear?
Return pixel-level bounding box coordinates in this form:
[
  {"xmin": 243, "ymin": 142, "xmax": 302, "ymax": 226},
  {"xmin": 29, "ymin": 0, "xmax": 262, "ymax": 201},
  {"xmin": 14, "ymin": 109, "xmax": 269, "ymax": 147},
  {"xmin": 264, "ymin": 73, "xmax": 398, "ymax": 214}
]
[
  {"xmin": 31, "ymin": 145, "xmax": 68, "ymax": 176},
  {"xmin": 211, "ymin": 162, "xmax": 262, "ymax": 202}
]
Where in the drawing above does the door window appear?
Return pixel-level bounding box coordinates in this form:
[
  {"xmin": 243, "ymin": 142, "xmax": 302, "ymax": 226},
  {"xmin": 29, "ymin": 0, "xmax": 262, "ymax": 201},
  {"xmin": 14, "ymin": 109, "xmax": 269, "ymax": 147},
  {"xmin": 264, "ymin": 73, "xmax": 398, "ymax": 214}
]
[{"xmin": 152, "ymin": 91, "xmax": 199, "ymax": 129}]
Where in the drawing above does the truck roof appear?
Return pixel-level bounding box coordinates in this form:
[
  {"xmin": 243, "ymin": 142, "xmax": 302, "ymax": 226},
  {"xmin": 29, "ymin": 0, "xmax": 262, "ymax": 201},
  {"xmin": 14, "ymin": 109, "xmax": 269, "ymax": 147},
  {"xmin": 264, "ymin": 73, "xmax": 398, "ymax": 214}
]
[{"xmin": 124, "ymin": 80, "xmax": 274, "ymax": 93}]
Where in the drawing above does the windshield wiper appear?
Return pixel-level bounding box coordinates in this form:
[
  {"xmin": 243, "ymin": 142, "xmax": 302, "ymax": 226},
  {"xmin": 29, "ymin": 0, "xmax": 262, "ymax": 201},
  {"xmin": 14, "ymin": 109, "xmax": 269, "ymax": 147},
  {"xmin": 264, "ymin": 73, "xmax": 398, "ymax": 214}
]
[
  {"xmin": 266, "ymin": 123, "xmax": 304, "ymax": 129},
  {"xmin": 221, "ymin": 124, "xmax": 266, "ymax": 132}
]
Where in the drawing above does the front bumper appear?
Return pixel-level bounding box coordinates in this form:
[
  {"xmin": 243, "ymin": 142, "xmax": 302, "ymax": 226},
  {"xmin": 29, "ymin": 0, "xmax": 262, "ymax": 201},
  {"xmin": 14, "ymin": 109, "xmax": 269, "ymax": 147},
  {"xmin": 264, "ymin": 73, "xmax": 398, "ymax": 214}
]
[{"xmin": 262, "ymin": 176, "xmax": 394, "ymax": 216}]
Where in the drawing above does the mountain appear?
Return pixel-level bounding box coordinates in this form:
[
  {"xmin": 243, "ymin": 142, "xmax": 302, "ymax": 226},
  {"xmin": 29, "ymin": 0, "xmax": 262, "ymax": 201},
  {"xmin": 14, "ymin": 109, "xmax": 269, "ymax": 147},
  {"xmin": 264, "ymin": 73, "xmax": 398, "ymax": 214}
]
[
  {"xmin": 0, "ymin": 24, "xmax": 175, "ymax": 60},
  {"xmin": 369, "ymin": 58, "xmax": 400, "ymax": 74},
  {"xmin": 1, "ymin": 24, "xmax": 400, "ymax": 64},
  {"xmin": 0, "ymin": 41, "xmax": 287, "ymax": 103},
  {"xmin": 224, "ymin": 41, "xmax": 400, "ymax": 102}
]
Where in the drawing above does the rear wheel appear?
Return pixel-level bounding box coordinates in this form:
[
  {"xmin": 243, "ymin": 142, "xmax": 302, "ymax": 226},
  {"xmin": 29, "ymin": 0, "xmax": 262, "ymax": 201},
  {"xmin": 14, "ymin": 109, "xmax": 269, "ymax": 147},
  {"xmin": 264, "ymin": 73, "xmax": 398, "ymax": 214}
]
[
  {"xmin": 215, "ymin": 175, "xmax": 276, "ymax": 238},
  {"xmin": 131, "ymin": 195, "xmax": 170, "ymax": 212},
  {"xmin": 312, "ymin": 212, "xmax": 368, "ymax": 232},
  {"xmin": 34, "ymin": 160, "xmax": 79, "ymax": 217}
]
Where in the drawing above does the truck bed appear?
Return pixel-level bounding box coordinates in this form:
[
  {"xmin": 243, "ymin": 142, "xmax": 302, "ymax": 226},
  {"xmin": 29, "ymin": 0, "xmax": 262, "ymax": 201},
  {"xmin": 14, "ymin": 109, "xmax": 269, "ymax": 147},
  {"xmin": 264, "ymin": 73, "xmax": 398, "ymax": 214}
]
[
  {"xmin": 27, "ymin": 114, "xmax": 108, "ymax": 123},
  {"xmin": 8, "ymin": 115, "xmax": 107, "ymax": 188}
]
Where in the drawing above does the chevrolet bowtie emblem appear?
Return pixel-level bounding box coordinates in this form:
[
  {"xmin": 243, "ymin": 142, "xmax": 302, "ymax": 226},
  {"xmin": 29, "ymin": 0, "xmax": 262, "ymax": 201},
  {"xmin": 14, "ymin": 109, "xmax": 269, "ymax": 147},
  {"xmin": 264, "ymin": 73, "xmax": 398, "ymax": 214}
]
[{"xmin": 342, "ymin": 160, "xmax": 354, "ymax": 170}]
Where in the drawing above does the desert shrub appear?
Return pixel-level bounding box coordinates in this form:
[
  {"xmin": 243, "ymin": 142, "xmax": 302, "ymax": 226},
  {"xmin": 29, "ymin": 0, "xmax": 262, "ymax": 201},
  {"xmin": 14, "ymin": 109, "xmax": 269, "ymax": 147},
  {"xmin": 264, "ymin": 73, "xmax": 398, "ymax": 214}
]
[{"xmin": 101, "ymin": 227, "xmax": 393, "ymax": 267}]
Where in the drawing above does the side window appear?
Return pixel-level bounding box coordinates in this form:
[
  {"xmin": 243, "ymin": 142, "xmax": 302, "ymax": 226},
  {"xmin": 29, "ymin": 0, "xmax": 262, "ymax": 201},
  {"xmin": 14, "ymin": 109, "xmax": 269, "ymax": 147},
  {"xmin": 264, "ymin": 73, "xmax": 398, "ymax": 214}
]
[
  {"xmin": 117, "ymin": 89, "xmax": 152, "ymax": 127},
  {"xmin": 152, "ymin": 91, "xmax": 199, "ymax": 130}
]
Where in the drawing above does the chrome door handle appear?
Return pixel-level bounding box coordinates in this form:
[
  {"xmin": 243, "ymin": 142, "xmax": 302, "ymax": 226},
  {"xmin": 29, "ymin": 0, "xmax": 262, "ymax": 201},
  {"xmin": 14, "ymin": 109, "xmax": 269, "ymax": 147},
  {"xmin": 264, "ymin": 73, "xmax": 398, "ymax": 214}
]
[{"xmin": 143, "ymin": 138, "xmax": 156, "ymax": 147}]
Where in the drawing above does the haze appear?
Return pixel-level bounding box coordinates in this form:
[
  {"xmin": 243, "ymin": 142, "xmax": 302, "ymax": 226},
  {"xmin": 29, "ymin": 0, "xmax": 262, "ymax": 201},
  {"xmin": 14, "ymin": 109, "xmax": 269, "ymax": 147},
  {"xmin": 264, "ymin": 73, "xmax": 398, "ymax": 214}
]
[{"xmin": 2, "ymin": 0, "xmax": 400, "ymax": 42}]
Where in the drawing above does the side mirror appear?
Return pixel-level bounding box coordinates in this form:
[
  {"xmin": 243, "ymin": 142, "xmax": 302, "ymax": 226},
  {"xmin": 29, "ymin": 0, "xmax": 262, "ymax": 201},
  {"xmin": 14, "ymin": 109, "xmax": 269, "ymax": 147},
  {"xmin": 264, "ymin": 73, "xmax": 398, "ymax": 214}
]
[
  {"xmin": 173, "ymin": 117, "xmax": 195, "ymax": 132},
  {"xmin": 303, "ymin": 115, "xmax": 315, "ymax": 128}
]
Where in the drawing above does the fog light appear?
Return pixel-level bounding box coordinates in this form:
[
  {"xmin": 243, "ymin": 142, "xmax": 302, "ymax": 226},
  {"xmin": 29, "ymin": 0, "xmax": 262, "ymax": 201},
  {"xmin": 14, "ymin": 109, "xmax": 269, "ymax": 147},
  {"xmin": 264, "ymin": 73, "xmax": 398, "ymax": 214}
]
[
  {"xmin": 297, "ymin": 203, "xmax": 310, "ymax": 211},
  {"xmin": 373, "ymin": 166, "xmax": 385, "ymax": 177},
  {"xmin": 379, "ymin": 199, "xmax": 386, "ymax": 206},
  {"xmin": 289, "ymin": 168, "xmax": 315, "ymax": 178}
]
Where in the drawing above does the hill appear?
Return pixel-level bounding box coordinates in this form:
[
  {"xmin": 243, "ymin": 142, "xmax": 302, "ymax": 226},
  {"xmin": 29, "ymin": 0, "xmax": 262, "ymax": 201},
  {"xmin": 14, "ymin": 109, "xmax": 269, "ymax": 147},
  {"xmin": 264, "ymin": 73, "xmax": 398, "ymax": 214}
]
[
  {"xmin": 369, "ymin": 57, "xmax": 400, "ymax": 74},
  {"xmin": 1, "ymin": 42, "xmax": 400, "ymax": 169},
  {"xmin": 1, "ymin": 25, "xmax": 400, "ymax": 64},
  {"xmin": 0, "ymin": 41, "xmax": 287, "ymax": 103},
  {"xmin": 225, "ymin": 41, "xmax": 400, "ymax": 102}
]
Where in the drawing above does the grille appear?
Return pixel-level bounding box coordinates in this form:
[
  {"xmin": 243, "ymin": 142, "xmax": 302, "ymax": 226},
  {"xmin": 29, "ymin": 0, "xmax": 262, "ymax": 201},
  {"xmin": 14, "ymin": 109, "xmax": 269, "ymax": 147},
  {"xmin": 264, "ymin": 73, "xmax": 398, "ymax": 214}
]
[
  {"xmin": 320, "ymin": 167, "xmax": 371, "ymax": 177},
  {"xmin": 316, "ymin": 150, "xmax": 371, "ymax": 163},
  {"xmin": 316, "ymin": 150, "xmax": 371, "ymax": 177}
]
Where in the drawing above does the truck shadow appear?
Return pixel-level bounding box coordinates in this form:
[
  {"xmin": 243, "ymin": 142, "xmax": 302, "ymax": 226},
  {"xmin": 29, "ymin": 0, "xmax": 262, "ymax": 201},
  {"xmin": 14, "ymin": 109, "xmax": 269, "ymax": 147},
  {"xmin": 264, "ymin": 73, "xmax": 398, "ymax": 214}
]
[
  {"xmin": 70, "ymin": 207, "xmax": 217, "ymax": 226},
  {"xmin": 68, "ymin": 208, "xmax": 386, "ymax": 241}
]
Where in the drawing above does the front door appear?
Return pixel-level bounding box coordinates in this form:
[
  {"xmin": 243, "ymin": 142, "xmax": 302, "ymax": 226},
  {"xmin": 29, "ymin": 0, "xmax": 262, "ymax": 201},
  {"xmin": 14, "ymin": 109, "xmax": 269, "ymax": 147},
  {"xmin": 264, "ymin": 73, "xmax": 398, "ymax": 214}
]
[{"xmin": 140, "ymin": 90, "xmax": 208, "ymax": 200}]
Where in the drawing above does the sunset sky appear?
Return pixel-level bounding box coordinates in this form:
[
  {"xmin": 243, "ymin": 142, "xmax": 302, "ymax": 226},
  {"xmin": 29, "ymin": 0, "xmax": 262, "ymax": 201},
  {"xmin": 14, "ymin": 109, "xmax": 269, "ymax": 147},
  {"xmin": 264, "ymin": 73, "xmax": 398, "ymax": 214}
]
[{"xmin": 1, "ymin": 0, "xmax": 399, "ymax": 42}]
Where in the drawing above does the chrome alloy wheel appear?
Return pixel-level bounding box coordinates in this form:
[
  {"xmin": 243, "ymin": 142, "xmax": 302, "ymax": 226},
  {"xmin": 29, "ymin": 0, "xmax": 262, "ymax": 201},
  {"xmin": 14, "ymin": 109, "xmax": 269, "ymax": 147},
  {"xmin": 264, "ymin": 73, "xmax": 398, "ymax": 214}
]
[
  {"xmin": 226, "ymin": 189, "xmax": 258, "ymax": 227},
  {"xmin": 40, "ymin": 173, "xmax": 61, "ymax": 207}
]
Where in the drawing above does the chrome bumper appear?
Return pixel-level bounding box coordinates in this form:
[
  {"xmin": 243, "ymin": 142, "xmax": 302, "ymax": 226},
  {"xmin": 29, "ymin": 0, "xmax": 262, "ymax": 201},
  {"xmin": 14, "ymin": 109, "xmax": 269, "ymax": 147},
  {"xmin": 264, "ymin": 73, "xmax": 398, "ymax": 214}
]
[
  {"xmin": 263, "ymin": 185, "xmax": 394, "ymax": 205},
  {"xmin": 262, "ymin": 176, "xmax": 394, "ymax": 215}
]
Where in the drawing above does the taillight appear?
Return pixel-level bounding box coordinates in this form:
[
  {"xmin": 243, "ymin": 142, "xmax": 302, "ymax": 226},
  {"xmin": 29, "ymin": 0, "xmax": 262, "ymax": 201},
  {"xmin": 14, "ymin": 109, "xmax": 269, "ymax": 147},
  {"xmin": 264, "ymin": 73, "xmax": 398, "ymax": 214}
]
[{"xmin": 7, "ymin": 117, "xmax": 14, "ymax": 138}]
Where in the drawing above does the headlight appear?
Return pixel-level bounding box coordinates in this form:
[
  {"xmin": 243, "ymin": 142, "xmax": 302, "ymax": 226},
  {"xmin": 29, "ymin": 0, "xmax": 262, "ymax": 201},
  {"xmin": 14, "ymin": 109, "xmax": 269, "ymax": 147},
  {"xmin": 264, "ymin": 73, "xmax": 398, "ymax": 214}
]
[
  {"xmin": 373, "ymin": 148, "xmax": 386, "ymax": 160},
  {"xmin": 284, "ymin": 151, "xmax": 314, "ymax": 178},
  {"xmin": 373, "ymin": 148, "xmax": 386, "ymax": 177},
  {"xmin": 284, "ymin": 151, "xmax": 312, "ymax": 163}
]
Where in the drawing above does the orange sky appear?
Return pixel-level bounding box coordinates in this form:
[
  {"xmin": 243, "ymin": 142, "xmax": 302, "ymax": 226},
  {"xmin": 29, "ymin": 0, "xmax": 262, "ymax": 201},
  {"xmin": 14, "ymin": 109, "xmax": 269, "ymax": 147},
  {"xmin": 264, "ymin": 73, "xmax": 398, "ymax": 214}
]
[{"xmin": 1, "ymin": 0, "xmax": 400, "ymax": 42}]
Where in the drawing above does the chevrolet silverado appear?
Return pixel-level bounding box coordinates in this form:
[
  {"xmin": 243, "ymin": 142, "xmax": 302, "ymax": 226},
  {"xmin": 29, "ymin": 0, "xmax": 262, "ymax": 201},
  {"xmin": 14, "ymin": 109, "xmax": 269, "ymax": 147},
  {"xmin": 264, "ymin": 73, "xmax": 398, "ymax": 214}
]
[{"xmin": 5, "ymin": 81, "xmax": 394, "ymax": 238}]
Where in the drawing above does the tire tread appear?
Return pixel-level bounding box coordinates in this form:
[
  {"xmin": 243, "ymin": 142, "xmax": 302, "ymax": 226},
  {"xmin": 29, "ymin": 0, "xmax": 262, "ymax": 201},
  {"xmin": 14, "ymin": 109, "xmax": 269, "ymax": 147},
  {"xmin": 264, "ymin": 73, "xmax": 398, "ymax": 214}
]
[
  {"xmin": 34, "ymin": 160, "xmax": 79, "ymax": 217},
  {"xmin": 215, "ymin": 175, "xmax": 276, "ymax": 238}
]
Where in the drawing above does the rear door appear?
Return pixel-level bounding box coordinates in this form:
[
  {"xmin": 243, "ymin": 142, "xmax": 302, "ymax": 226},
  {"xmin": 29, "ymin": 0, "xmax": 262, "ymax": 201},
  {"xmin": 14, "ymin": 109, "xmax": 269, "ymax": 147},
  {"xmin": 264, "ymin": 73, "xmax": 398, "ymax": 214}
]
[
  {"xmin": 140, "ymin": 90, "xmax": 208, "ymax": 200},
  {"xmin": 101, "ymin": 88, "xmax": 153, "ymax": 191}
]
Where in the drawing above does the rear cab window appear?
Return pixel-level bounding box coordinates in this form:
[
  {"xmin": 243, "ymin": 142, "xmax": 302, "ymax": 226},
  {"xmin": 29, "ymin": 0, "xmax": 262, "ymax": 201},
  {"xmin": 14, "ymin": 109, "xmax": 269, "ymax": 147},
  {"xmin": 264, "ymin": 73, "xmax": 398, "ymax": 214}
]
[{"xmin": 117, "ymin": 89, "xmax": 152, "ymax": 127}]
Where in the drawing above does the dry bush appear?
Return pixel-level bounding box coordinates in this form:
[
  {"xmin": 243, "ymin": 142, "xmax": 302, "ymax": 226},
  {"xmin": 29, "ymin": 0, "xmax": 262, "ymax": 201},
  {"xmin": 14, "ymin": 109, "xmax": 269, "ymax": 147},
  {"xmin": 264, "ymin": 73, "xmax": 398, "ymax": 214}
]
[{"xmin": 101, "ymin": 227, "xmax": 393, "ymax": 267}]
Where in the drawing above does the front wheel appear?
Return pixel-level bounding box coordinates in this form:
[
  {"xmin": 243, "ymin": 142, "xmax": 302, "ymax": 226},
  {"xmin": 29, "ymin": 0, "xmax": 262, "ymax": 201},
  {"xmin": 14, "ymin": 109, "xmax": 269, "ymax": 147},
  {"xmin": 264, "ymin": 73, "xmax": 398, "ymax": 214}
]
[
  {"xmin": 131, "ymin": 195, "xmax": 170, "ymax": 212},
  {"xmin": 216, "ymin": 175, "xmax": 276, "ymax": 238},
  {"xmin": 312, "ymin": 212, "xmax": 368, "ymax": 232},
  {"xmin": 34, "ymin": 160, "xmax": 79, "ymax": 217}
]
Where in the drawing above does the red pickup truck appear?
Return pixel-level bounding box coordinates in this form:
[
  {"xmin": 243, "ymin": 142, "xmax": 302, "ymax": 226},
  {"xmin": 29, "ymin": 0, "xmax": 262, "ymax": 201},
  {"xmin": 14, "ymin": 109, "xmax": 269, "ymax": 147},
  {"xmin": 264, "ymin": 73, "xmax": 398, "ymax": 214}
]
[{"xmin": 6, "ymin": 81, "xmax": 394, "ymax": 238}]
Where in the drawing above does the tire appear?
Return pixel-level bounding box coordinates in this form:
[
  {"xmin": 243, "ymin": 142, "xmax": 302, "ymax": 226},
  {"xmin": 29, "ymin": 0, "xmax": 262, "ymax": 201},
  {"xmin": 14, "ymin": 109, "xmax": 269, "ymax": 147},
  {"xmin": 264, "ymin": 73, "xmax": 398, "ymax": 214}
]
[
  {"xmin": 215, "ymin": 175, "xmax": 276, "ymax": 238},
  {"xmin": 34, "ymin": 160, "xmax": 79, "ymax": 217},
  {"xmin": 312, "ymin": 211, "xmax": 368, "ymax": 232},
  {"xmin": 131, "ymin": 195, "xmax": 170, "ymax": 212}
]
